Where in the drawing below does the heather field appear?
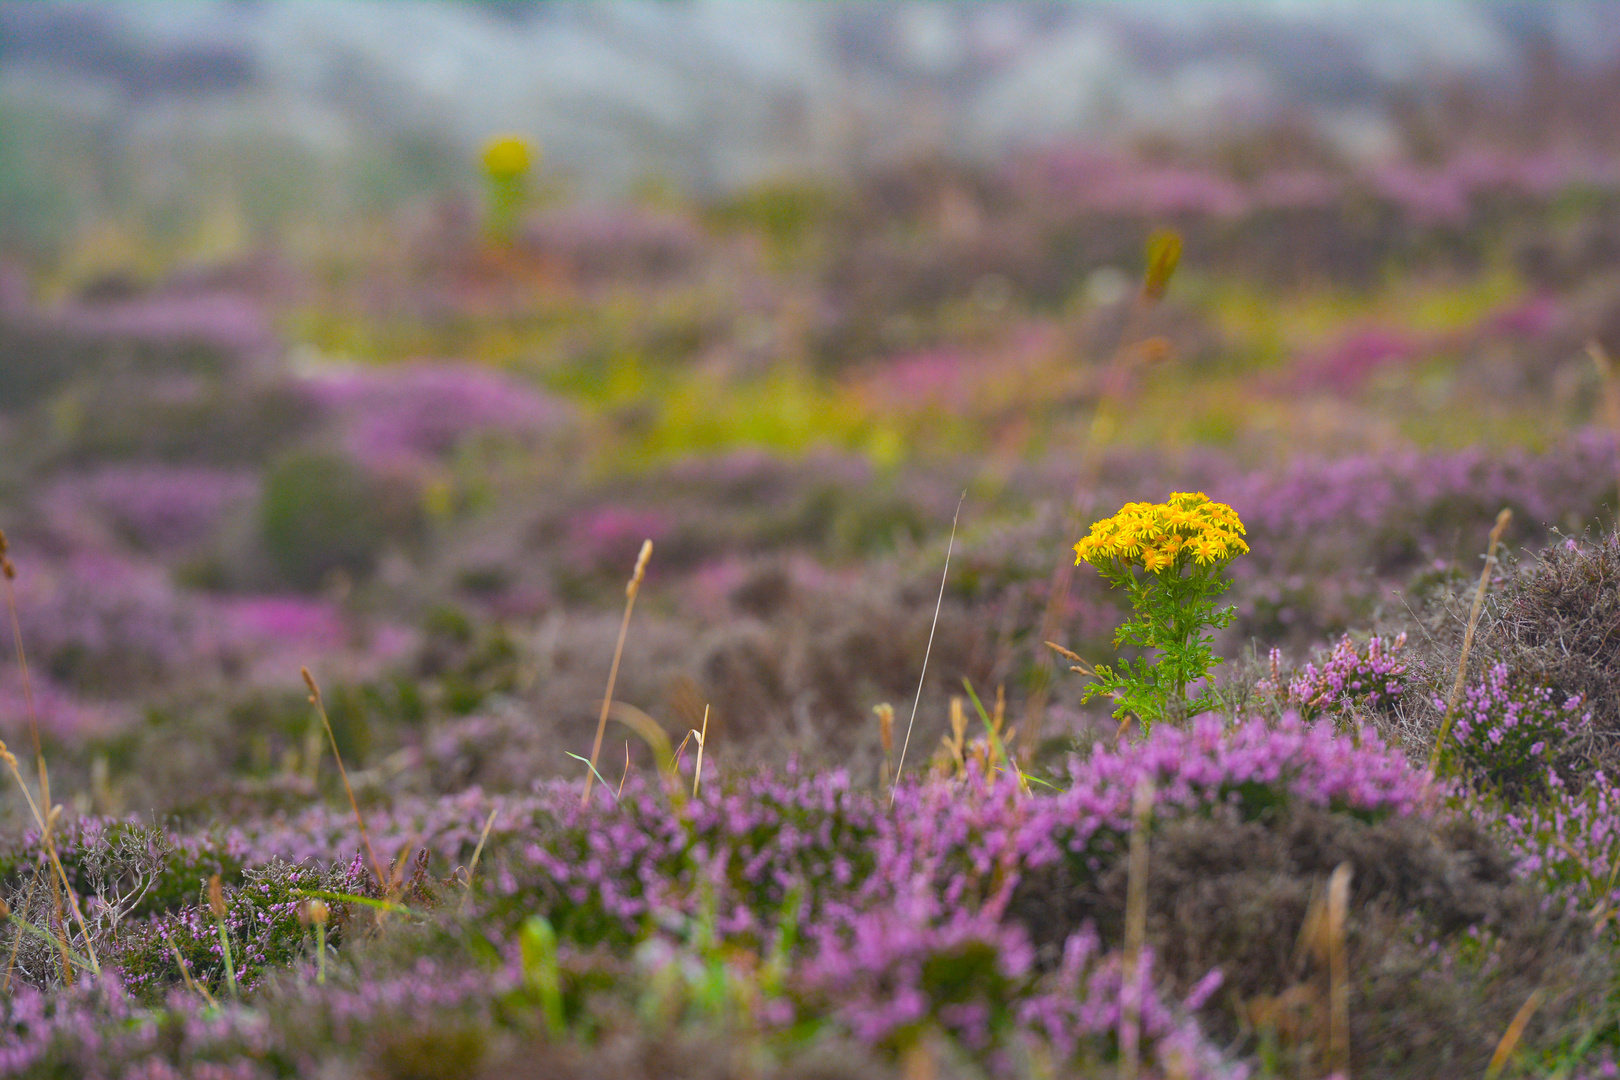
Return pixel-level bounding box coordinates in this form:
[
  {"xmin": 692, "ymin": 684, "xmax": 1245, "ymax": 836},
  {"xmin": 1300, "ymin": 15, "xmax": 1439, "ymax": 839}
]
[{"xmin": 6, "ymin": 10, "xmax": 1620, "ymax": 1079}]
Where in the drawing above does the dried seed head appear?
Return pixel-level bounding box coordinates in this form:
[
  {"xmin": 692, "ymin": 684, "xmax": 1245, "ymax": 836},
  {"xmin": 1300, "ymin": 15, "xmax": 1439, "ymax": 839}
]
[
  {"xmin": 301, "ymin": 667, "xmax": 319, "ymax": 703},
  {"xmin": 1142, "ymin": 229, "xmax": 1182, "ymax": 301},
  {"xmin": 208, "ymin": 874, "xmax": 227, "ymax": 920},
  {"xmin": 628, "ymin": 539, "xmax": 653, "ymax": 596},
  {"xmin": 0, "ymin": 739, "xmax": 14, "ymax": 768},
  {"xmin": 298, "ymin": 898, "xmax": 328, "ymax": 926},
  {"xmin": 0, "ymin": 528, "xmax": 8, "ymax": 555},
  {"xmin": 874, "ymin": 703, "xmax": 895, "ymax": 756},
  {"xmin": 1, "ymin": 558, "xmax": 13, "ymax": 581}
]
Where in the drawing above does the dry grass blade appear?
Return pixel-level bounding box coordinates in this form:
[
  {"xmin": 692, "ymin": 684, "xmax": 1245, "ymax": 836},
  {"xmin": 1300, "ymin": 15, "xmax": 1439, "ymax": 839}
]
[
  {"xmin": 875, "ymin": 703, "xmax": 895, "ymax": 790},
  {"xmin": 1327, "ymin": 862, "xmax": 1352, "ymax": 1078},
  {"xmin": 1120, "ymin": 775, "xmax": 1154, "ymax": 1080},
  {"xmin": 892, "ymin": 493, "xmax": 965, "ymax": 803},
  {"xmin": 1591, "ymin": 342, "xmax": 1620, "ymax": 502},
  {"xmin": 161, "ymin": 925, "xmax": 217, "ymax": 1007},
  {"xmin": 1484, "ymin": 987, "xmax": 1544, "ymax": 1080},
  {"xmin": 1429, "ymin": 508, "xmax": 1512, "ymax": 774},
  {"xmin": 1043, "ymin": 640, "xmax": 1095, "ymax": 677},
  {"xmin": 0, "ymin": 741, "xmax": 99, "ymax": 977},
  {"xmin": 583, "ymin": 539, "xmax": 652, "ymax": 806},
  {"xmin": 608, "ymin": 701, "xmax": 678, "ymax": 790},
  {"xmin": 457, "ymin": 806, "xmax": 501, "ymax": 916},
  {"xmin": 691, "ymin": 704, "xmax": 709, "ymax": 798},
  {"xmin": 302, "ymin": 667, "xmax": 387, "ymax": 893}
]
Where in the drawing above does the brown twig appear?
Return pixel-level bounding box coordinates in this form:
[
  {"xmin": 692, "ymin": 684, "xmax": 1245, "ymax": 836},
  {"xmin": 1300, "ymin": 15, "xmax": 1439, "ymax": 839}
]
[
  {"xmin": 302, "ymin": 668, "xmax": 386, "ymax": 892},
  {"xmin": 582, "ymin": 540, "xmax": 652, "ymax": 806},
  {"xmin": 1429, "ymin": 508, "xmax": 1512, "ymax": 774}
]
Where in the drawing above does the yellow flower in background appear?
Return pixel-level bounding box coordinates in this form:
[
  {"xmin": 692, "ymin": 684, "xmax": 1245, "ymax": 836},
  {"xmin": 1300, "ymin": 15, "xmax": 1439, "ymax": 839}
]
[
  {"xmin": 481, "ymin": 135, "xmax": 539, "ymax": 244},
  {"xmin": 482, "ymin": 135, "xmax": 534, "ymax": 181}
]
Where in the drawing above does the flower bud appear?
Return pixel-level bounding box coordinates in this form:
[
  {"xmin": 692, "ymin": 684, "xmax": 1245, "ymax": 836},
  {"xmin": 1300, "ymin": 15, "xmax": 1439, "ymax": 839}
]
[
  {"xmin": 208, "ymin": 874, "xmax": 227, "ymax": 920},
  {"xmin": 298, "ymin": 898, "xmax": 328, "ymax": 927},
  {"xmin": 1142, "ymin": 229, "xmax": 1182, "ymax": 302}
]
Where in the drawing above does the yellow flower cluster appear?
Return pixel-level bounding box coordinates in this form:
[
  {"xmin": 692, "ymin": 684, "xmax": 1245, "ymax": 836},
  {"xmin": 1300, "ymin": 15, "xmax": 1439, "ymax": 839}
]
[{"xmin": 1074, "ymin": 492, "xmax": 1248, "ymax": 573}]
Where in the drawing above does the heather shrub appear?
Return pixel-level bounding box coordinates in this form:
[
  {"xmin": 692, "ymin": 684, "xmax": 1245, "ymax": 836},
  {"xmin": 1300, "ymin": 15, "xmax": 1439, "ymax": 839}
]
[
  {"xmin": 1446, "ymin": 663, "xmax": 1590, "ymax": 795},
  {"xmin": 1476, "ymin": 530, "xmax": 1620, "ymax": 775},
  {"xmin": 109, "ymin": 854, "xmax": 375, "ymax": 998},
  {"xmin": 1496, "ymin": 769, "xmax": 1620, "ymax": 929},
  {"xmin": 1257, "ymin": 632, "xmax": 1410, "ymax": 725},
  {"xmin": 259, "ymin": 449, "xmax": 416, "ymax": 589},
  {"xmin": 1009, "ymin": 797, "xmax": 1615, "ymax": 1078}
]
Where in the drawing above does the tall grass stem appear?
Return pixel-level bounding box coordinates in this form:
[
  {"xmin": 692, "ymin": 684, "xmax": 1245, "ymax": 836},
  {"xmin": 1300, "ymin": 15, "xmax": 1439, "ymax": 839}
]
[
  {"xmin": 583, "ymin": 540, "xmax": 652, "ymax": 806},
  {"xmin": 891, "ymin": 494, "xmax": 964, "ymax": 804},
  {"xmin": 302, "ymin": 668, "xmax": 387, "ymax": 892},
  {"xmin": 1429, "ymin": 508, "xmax": 1512, "ymax": 774}
]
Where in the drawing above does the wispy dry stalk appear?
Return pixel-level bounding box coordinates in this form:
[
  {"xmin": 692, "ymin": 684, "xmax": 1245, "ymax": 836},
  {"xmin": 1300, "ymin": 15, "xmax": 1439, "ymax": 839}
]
[
  {"xmin": 1120, "ymin": 775, "xmax": 1154, "ymax": 1080},
  {"xmin": 302, "ymin": 668, "xmax": 386, "ymax": 892},
  {"xmin": 457, "ymin": 807, "xmax": 501, "ymax": 916},
  {"xmin": 1485, "ymin": 987, "xmax": 1544, "ymax": 1080},
  {"xmin": 583, "ymin": 539, "xmax": 652, "ymax": 806},
  {"xmin": 0, "ymin": 534, "xmax": 104, "ymax": 981},
  {"xmin": 48, "ymin": 883, "xmax": 73, "ymax": 987},
  {"xmin": 384, "ymin": 834, "xmax": 422, "ymax": 900},
  {"xmin": 1428, "ymin": 508, "xmax": 1512, "ymax": 774},
  {"xmin": 607, "ymin": 702, "xmax": 679, "ymax": 793},
  {"xmin": 1326, "ymin": 862, "xmax": 1352, "ymax": 1078},
  {"xmin": 892, "ymin": 494, "xmax": 965, "ymax": 803},
  {"xmin": 0, "ymin": 742, "xmax": 98, "ymax": 978},
  {"xmin": 1043, "ymin": 640, "xmax": 1095, "ymax": 677}
]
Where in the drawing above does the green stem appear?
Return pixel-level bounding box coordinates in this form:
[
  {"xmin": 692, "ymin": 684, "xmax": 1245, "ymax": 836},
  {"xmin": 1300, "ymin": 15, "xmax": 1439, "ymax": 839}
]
[{"xmin": 215, "ymin": 919, "xmax": 237, "ymax": 1001}]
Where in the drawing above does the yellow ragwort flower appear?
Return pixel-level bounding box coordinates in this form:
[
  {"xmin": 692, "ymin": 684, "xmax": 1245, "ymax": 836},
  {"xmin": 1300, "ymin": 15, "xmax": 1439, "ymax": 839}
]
[{"xmin": 1073, "ymin": 492, "xmax": 1248, "ymax": 574}]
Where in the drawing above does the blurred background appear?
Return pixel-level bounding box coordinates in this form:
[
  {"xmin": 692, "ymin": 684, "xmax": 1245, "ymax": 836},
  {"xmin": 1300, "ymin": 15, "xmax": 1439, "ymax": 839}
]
[{"xmin": 3, "ymin": 0, "xmax": 1620, "ymax": 812}]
